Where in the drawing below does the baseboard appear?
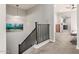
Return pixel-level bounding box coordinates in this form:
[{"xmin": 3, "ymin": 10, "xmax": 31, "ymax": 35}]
[
  {"xmin": 23, "ymin": 40, "xmax": 50, "ymax": 53},
  {"xmin": 34, "ymin": 40, "xmax": 50, "ymax": 49},
  {"xmin": 76, "ymin": 45, "xmax": 79, "ymax": 49},
  {"xmin": 49, "ymin": 39, "xmax": 55, "ymax": 42}
]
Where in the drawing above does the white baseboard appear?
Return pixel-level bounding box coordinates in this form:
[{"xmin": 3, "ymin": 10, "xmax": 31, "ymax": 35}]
[
  {"xmin": 49, "ymin": 39, "xmax": 53, "ymax": 42},
  {"xmin": 34, "ymin": 40, "xmax": 50, "ymax": 49},
  {"xmin": 49, "ymin": 39, "xmax": 55, "ymax": 42},
  {"xmin": 76, "ymin": 45, "xmax": 79, "ymax": 49},
  {"xmin": 53, "ymin": 40, "xmax": 56, "ymax": 42},
  {"xmin": 23, "ymin": 39, "xmax": 51, "ymax": 53}
]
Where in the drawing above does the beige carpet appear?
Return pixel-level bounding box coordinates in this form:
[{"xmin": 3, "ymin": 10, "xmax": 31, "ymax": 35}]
[{"xmin": 32, "ymin": 32, "xmax": 79, "ymax": 54}]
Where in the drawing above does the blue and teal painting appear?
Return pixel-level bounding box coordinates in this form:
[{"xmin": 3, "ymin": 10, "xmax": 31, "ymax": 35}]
[{"xmin": 6, "ymin": 23, "xmax": 23, "ymax": 32}]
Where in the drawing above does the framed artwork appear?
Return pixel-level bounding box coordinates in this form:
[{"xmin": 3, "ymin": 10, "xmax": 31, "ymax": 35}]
[
  {"xmin": 6, "ymin": 15, "xmax": 24, "ymax": 32},
  {"xmin": 6, "ymin": 23, "xmax": 23, "ymax": 32}
]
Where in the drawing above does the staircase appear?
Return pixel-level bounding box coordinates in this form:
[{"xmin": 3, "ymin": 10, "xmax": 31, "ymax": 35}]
[{"xmin": 19, "ymin": 22, "xmax": 49, "ymax": 54}]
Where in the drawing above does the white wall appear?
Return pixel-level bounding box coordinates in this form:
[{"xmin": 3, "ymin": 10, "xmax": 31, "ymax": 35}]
[
  {"xmin": 47, "ymin": 5, "xmax": 54, "ymax": 42},
  {"xmin": 6, "ymin": 5, "xmax": 27, "ymax": 54},
  {"xmin": 0, "ymin": 4, "xmax": 6, "ymax": 54},
  {"xmin": 71, "ymin": 11, "xmax": 77, "ymax": 33},
  {"xmin": 26, "ymin": 4, "xmax": 54, "ymax": 42},
  {"xmin": 6, "ymin": 4, "xmax": 54, "ymax": 54},
  {"xmin": 77, "ymin": 5, "xmax": 79, "ymax": 48},
  {"xmin": 26, "ymin": 5, "xmax": 50, "ymax": 24}
]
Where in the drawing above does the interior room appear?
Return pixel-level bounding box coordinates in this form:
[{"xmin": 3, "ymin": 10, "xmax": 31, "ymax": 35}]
[
  {"xmin": 6, "ymin": 4, "xmax": 54, "ymax": 54},
  {"xmin": 0, "ymin": 4, "xmax": 77, "ymax": 54},
  {"xmin": 54, "ymin": 4, "xmax": 78, "ymax": 53},
  {"xmin": 0, "ymin": 2, "xmax": 79, "ymax": 55}
]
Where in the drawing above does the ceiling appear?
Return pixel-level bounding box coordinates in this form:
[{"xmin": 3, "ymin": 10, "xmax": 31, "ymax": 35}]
[
  {"xmin": 7, "ymin": 4, "xmax": 36, "ymax": 10},
  {"xmin": 7, "ymin": 4, "xmax": 77, "ymax": 12},
  {"xmin": 54, "ymin": 4, "xmax": 77, "ymax": 12}
]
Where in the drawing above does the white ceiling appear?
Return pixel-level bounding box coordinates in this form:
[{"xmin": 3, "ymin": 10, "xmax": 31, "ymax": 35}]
[
  {"xmin": 7, "ymin": 4, "xmax": 77, "ymax": 12},
  {"xmin": 7, "ymin": 4, "xmax": 36, "ymax": 10},
  {"xmin": 54, "ymin": 4, "xmax": 77, "ymax": 12}
]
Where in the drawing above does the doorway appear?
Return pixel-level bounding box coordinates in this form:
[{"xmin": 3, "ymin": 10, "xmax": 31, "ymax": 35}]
[{"xmin": 54, "ymin": 4, "xmax": 77, "ymax": 49}]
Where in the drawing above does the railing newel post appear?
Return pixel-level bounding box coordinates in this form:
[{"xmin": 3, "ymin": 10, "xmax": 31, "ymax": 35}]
[{"xmin": 35, "ymin": 22, "xmax": 38, "ymax": 44}]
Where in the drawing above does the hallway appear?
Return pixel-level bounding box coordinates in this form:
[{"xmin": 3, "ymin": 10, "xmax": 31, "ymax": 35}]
[{"xmin": 32, "ymin": 32, "xmax": 79, "ymax": 54}]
